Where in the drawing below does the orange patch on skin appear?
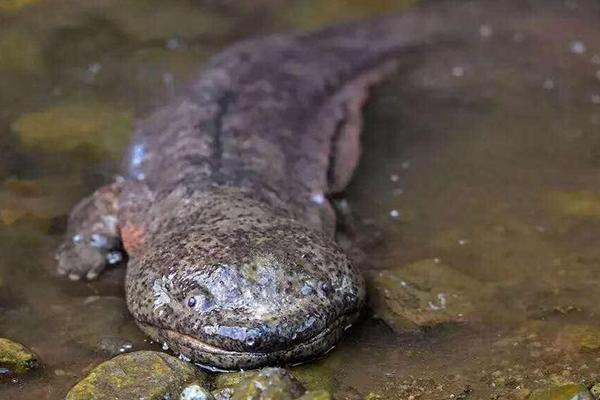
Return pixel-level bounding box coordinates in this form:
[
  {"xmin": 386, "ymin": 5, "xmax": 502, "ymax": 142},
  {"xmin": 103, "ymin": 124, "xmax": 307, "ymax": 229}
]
[{"xmin": 121, "ymin": 222, "xmax": 146, "ymax": 252}]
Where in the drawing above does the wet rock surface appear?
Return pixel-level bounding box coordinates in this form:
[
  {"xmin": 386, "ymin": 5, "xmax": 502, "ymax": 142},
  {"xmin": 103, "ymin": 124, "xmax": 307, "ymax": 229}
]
[
  {"xmin": 180, "ymin": 383, "xmax": 215, "ymax": 400},
  {"xmin": 65, "ymin": 351, "xmax": 206, "ymax": 400},
  {"xmin": 367, "ymin": 259, "xmax": 481, "ymax": 333},
  {"xmin": 0, "ymin": 337, "xmax": 40, "ymax": 375}
]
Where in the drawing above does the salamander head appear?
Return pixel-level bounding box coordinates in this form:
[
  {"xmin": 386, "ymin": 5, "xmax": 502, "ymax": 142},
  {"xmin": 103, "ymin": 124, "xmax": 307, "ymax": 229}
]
[{"xmin": 125, "ymin": 189, "xmax": 365, "ymax": 369}]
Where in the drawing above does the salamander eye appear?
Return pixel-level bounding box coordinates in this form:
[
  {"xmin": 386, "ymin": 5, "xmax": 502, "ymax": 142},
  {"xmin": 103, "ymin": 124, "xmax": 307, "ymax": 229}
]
[{"xmin": 185, "ymin": 290, "xmax": 214, "ymax": 312}]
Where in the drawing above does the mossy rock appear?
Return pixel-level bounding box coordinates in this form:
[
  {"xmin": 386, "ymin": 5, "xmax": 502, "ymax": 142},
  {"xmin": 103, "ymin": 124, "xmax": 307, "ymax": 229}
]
[
  {"xmin": 12, "ymin": 102, "xmax": 132, "ymax": 156},
  {"xmin": 66, "ymin": 351, "xmax": 206, "ymax": 400},
  {"xmin": 528, "ymin": 384, "xmax": 592, "ymax": 400},
  {"xmin": 213, "ymin": 368, "xmax": 327, "ymax": 400},
  {"xmin": 232, "ymin": 368, "xmax": 303, "ymax": 400},
  {"xmin": 0, "ymin": 27, "xmax": 44, "ymax": 75},
  {"xmin": 0, "ymin": 337, "xmax": 40, "ymax": 374}
]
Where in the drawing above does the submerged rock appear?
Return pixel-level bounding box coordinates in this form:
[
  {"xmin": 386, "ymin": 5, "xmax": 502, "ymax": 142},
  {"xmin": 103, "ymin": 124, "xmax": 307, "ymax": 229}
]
[
  {"xmin": 556, "ymin": 324, "xmax": 600, "ymax": 353},
  {"xmin": 528, "ymin": 384, "xmax": 593, "ymax": 400},
  {"xmin": 66, "ymin": 351, "xmax": 206, "ymax": 400},
  {"xmin": 0, "ymin": 28, "xmax": 44, "ymax": 75},
  {"xmin": 546, "ymin": 191, "xmax": 600, "ymax": 218},
  {"xmin": 12, "ymin": 102, "xmax": 132, "ymax": 156},
  {"xmin": 212, "ymin": 368, "xmax": 326, "ymax": 400},
  {"xmin": 291, "ymin": 356, "xmax": 338, "ymax": 393},
  {"xmin": 0, "ymin": 0, "xmax": 40, "ymax": 13},
  {"xmin": 368, "ymin": 259, "xmax": 479, "ymax": 333},
  {"xmin": 0, "ymin": 337, "xmax": 40, "ymax": 374}
]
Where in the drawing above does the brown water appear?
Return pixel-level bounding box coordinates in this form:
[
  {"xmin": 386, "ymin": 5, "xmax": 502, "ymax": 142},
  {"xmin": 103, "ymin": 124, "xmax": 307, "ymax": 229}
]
[{"xmin": 2, "ymin": 0, "xmax": 600, "ymax": 399}]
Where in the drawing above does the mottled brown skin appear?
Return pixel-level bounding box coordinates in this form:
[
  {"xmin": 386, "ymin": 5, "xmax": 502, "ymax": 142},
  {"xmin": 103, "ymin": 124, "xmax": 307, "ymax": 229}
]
[{"xmin": 56, "ymin": 11, "xmax": 442, "ymax": 369}]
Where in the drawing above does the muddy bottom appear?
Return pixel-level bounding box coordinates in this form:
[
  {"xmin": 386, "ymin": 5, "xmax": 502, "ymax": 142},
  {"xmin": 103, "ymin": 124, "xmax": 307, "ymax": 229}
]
[{"xmin": 2, "ymin": 0, "xmax": 600, "ymax": 399}]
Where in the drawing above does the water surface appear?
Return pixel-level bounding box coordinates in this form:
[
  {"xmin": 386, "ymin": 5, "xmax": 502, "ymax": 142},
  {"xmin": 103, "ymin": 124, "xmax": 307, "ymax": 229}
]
[{"xmin": 2, "ymin": 0, "xmax": 600, "ymax": 398}]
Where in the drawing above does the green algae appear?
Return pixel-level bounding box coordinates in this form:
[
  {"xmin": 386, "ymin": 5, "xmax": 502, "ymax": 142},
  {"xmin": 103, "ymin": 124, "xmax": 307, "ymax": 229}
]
[
  {"xmin": 528, "ymin": 384, "xmax": 593, "ymax": 400},
  {"xmin": 291, "ymin": 353, "xmax": 340, "ymax": 393},
  {"xmin": 66, "ymin": 351, "xmax": 206, "ymax": 400},
  {"xmin": 0, "ymin": 337, "xmax": 39, "ymax": 374},
  {"xmin": 12, "ymin": 101, "xmax": 132, "ymax": 156},
  {"xmin": 0, "ymin": 0, "xmax": 39, "ymax": 13}
]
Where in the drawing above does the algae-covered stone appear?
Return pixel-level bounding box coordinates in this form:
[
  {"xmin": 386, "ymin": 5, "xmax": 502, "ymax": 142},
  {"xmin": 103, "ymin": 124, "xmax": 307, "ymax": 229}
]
[
  {"xmin": 214, "ymin": 368, "xmax": 306, "ymax": 400},
  {"xmin": 232, "ymin": 368, "xmax": 304, "ymax": 400},
  {"xmin": 0, "ymin": 28, "xmax": 44, "ymax": 74},
  {"xmin": 297, "ymin": 390, "xmax": 331, "ymax": 400},
  {"xmin": 368, "ymin": 259, "xmax": 479, "ymax": 333},
  {"xmin": 0, "ymin": 337, "xmax": 40, "ymax": 374},
  {"xmin": 66, "ymin": 351, "xmax": 206, "ymax": 400},
  {"xmin": 12, "ymin": 102, "xmax": 132, "ymax": 156},
  {"xmin": 291, "ymin": 352, "xmax": 340, "ymax": 392},
  {"xmin": 528, "ymin": 384, "xmax": 592, "ymax": 400}
]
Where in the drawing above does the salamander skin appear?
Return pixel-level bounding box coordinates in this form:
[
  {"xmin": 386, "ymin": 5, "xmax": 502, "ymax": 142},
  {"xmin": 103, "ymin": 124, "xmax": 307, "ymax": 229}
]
[{"xmin": 56, "ymin": 9, "xmax": 443, "ymax": 369}]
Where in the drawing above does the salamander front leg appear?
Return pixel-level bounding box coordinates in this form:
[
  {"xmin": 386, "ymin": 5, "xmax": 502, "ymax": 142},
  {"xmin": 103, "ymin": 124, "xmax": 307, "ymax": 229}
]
[{"xmin": 56, "ymin": 183, "xmax": 125, "ymax": 280}]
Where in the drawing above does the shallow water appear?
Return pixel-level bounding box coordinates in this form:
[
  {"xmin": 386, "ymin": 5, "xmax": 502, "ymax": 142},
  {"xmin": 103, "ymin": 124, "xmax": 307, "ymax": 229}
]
[{"xmin": 2, "ymin": 0, "xmax": 600, "ymax": 398}]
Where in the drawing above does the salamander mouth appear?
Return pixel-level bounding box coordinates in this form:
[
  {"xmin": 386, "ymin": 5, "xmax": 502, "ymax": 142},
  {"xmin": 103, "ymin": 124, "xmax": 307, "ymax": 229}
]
[{"xmin": 135, "ymin": 312, "xmax": 358, "ymax": 370}]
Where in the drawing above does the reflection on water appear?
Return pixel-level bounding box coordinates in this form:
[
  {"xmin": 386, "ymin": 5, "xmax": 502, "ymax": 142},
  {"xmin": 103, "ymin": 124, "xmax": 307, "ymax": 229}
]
[{"xmin": 2, "ymin": 0, "xmax": 600, "ymax": 398}]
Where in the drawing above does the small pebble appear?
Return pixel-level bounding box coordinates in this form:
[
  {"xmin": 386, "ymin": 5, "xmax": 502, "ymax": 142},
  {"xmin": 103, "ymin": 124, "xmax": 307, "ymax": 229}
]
[
  {"xmin": 543, "ymin": 79, "xmax": 555, "ymax": 90},
  {"xmin": 452, "ymin": 66, "xmax": 464, "ymax": 77},
  {"xmin": 479, "ymin": 24, "xmax": 493, "ymax": 38}
]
